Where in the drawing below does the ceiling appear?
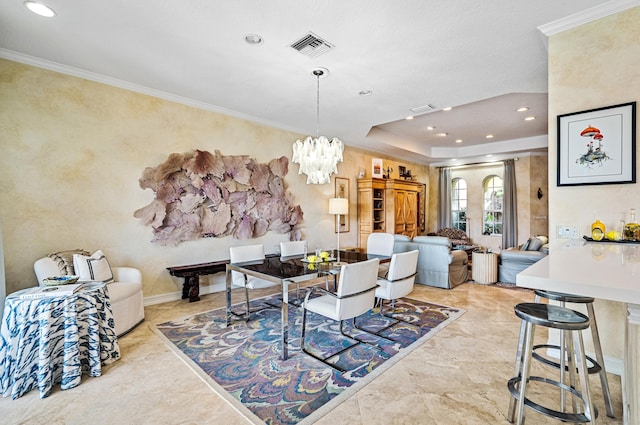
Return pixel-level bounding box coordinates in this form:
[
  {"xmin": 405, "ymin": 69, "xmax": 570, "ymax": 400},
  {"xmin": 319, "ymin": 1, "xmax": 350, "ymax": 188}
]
[{"xmin": 0, "ymin": 0, "xmax": 625, "ymax": 165}]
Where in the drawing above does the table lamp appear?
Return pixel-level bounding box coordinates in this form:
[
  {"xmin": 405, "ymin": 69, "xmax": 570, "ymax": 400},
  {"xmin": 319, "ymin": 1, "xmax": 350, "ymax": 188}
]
[{"xmin": 329, "ymin": 197, "xmax": 349, "ymax": 265}]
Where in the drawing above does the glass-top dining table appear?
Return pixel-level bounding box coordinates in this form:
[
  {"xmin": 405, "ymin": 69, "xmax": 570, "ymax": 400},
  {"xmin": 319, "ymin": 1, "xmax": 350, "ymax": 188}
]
[{"xmin": 225, "ymin": 250, "xmax": 390, "ymax": 360}]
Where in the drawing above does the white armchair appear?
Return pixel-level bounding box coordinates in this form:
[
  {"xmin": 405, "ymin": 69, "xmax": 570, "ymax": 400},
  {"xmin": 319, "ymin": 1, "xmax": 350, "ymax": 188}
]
[{"xmin": 34, "ymin": 252, "xmax": 144, "ymax": 337}]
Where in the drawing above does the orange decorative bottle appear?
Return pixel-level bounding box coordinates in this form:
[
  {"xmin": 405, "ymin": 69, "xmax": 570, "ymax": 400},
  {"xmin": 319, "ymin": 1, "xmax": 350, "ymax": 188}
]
[{"xmin": 591, "ymin": 219, "xmax": 605, "ymax": 241}]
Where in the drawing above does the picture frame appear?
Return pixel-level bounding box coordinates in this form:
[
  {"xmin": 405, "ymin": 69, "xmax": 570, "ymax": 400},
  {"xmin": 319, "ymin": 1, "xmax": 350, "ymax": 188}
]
[
  {"xmin": 372, "ymin": 158, "xmax": 383, "ymax": 178},
  {"xmin": 557, "ymin": 102, "xmax": 636, "ymax": 186},
  {"xmin": 334, "ymin": 177, "xmax": 350, "ymax": 233}
]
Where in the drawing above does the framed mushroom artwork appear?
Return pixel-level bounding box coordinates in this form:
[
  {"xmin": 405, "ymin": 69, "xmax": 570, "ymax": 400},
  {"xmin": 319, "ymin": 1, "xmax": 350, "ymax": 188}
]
[{"xmin": 557, "ymin": 102, "xmax": 636, "ymax": 186}]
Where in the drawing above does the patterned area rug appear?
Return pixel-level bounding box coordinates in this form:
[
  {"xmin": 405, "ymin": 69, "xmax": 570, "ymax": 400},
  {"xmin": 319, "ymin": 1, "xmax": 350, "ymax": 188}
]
[{"xmin": 152, "ymin": 294, "xmax": 464, "ymax": 425}]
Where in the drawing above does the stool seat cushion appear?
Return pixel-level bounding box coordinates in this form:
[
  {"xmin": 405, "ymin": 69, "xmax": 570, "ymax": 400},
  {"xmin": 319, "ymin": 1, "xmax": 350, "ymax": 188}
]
[{"xmin": 514, "ymin": 303, "xmax": 589, "ymax": 330}]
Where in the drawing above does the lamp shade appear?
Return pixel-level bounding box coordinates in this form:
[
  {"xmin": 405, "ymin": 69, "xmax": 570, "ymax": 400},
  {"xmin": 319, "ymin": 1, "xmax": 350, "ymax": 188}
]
[{"xmin": 328, "ymin": 198, "xmax": 348, "ymax": 215}]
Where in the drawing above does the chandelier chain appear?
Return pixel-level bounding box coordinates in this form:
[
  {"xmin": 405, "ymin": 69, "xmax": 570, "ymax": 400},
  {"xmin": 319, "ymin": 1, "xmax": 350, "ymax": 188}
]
[
  {"xmin": 291, "ymin": 67, "xmax": 344, "ymax": 184},
  {"xmin": 316, "ymin": 72, "xmax": 320, "ymax": 138}
]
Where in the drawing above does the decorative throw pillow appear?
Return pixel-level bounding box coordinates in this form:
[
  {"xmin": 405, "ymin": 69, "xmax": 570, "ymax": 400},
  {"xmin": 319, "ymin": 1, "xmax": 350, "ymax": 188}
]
[
  {"xmin": 47, "ymin": 249, "xmax": 89, "ymax": 276},
  {"xmin": 73, "ymin": 250, "xmax": 114, "ymax": 283},
  {"xmin": 535, "ymin": 235, "xmax": 549, "ymax": 245},
  {"xmin": 521, "ymin": 238, "xmax": 532, "ymax": 251},
  {"xmin": 527, "ymin": 237, "xmax": 544, "ymax": 251}
]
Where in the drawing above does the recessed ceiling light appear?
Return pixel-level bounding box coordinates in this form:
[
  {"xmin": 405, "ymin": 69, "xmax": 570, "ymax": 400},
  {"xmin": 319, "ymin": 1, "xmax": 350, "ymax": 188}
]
[
  {"xmin": 244, "ymin": 34, "xmax": 264, "ymax": 45},
  {"xmin": 524, "ymin": 116, "xmax": 536, "ymax": 121},
  {"xmin": 426, "ymin": 126, "xmax": 435, "ymax": 131},
  {"xmin": 442, "ymin": 106, "xmax": 453, "ymax": 111},
  {"xmin": 24, "ymin": 1, "xmax": 56, "ymax": 17},
  {"xmin": 486, "ymin": 154, "xmax": 493, "ymax": 157},
  {"xmin": 455, "ymin": 139, "xmax": 463, "ymax": 143},
  {"xmin": 359, "ymin": 90, "xmax": 373, "ymax": 96},
  {"xmin": 405, "ymin": 116, "xmax": 414, "ymax": 120},
  {"xmin": 517, "ymin": 107, "xmax": 529, "ymax": 112},
  {"xmin": 450, "ymin": 158, "xmax": 458, "ymax": 162},
  {"xmin": 485, "ymin": 134, "xmax": 494, "ymax": 139},
  {"xmin": 436, "ymin": 132, "xmax": 448, "ymax": 137}
]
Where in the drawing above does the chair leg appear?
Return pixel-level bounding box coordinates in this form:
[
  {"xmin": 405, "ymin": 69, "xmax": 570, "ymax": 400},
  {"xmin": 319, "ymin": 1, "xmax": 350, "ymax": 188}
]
[
  {"xmin": 349, "ymin": 317, "xmax": 395, "ymax": 344},
  {"xmin": 515, "ymin": 321, "xmax": 535, "ymax": 425},
  {"xmin": 507, "ymin": 319, "xmax": 527, "ymax": 423},
  {"xmin": 574, "ymin": 330, "xmax": 596, "ymax": 424},
  {"xmin": 244, "ymin": 286, "xmax": 250, "ymax": 320},
  {"xmin": 565, "ymin": 329, "xmax": 579, "ymax": 415},
  {"xmin": 378, "ymin": 298, "xmax": 421, "ymax": 329},
  {"xmin": 227, "ymin": 283, "xmax": 277, "ymax": 322},
  {"xmin": 587, "ymin": 303, "xmax": 615, "ymax": 417},
  {"xmin": 300, "ymin": 313, "xmax": 351, "ymax": 373}
]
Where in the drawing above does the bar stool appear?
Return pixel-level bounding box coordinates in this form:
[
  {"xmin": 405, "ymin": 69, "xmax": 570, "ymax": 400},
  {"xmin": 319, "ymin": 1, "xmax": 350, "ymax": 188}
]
[
  {"xmin": 533, "ymin": 290, "xmax": 614, "ymax": 418},
  {"xmin": 507, "ymin": 303, "xmax": 596, "ymax": 424}
]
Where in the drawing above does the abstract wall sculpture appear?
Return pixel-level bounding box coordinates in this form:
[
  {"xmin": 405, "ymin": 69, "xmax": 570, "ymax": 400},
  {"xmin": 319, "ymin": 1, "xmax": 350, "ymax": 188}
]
[{"xmin": 134, "ymin": 149, "xmax": 303, "ymax": 246}]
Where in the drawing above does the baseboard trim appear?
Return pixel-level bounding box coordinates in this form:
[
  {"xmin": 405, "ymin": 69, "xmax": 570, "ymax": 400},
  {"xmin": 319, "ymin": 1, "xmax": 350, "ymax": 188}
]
[{"xmin": 144, "ymin": 282, "xmax": 226, "ymax": 306}]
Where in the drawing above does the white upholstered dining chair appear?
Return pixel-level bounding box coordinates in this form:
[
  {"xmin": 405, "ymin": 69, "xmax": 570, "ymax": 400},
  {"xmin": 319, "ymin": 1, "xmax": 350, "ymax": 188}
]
[
  {"xmin": 279, "ymin": 240, "xmax": 307, "ymax": 257},
  {"xmin": 300, "ymin": 258, "xmax": 381, "ymax": 372},
  {"xmin": 375, "ymin": 249, "xmax": 419, "ymax": 320},
  {"xmin": 367, "ymin": 232, "xmax": 395, "ymax": 276},
  {"xmin": 229, "ymin": 244, "xmax": 278, "ymax": 320},
  {"xmin": 367, "ymin": 233, "xmax": 395, "ymax": 256},
  {"xmin": 279, "ymin": 240, "xmax": 315, "ymax": 302}
]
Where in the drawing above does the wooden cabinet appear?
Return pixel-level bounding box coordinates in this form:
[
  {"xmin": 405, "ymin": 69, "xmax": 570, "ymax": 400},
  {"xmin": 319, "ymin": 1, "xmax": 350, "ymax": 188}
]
[
  {"xmin": 358, "ymin": 178, "xmax": 425, "ymax": 249},
  {"xmin": 357, "ymin": 178, "xmax": 386, "ymax": 248},
  {"xmin": 394, "ymin": 189, "xmax": 417, "ymax": 236}
]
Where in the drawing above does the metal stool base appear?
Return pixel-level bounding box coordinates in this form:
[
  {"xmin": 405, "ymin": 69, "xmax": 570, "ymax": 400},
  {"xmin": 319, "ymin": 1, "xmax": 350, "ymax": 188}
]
[
  {"xmin": 508, "ymin": 375, "xmax": 598, "ymax": 423},
  {"xmin": 532, "ymin": 343, "xmax": 602, "ymax": 375},
  {"xmin": 534, "ymin": 290, "xmax": 615, "ymax": 418},
  {"xmin": 507, "ymin": 303, "xmax": 596, "ymax": 424}
]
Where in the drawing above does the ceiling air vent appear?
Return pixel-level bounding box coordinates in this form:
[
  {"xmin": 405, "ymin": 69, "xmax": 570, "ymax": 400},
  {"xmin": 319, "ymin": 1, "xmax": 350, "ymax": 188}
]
[
  {"xmin": 410, "ymin": 104, "xmax": 437, "ymax": 114},
  {"xmin": 290, "ymin": 32, "xmax": 334, "ymax": 58}
]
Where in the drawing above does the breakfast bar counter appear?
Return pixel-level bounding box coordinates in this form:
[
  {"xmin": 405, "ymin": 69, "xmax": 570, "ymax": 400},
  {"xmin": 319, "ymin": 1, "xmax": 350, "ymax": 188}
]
[{"xmin": 517, "ymin": 242, "xmax": 640, "ymax": 425}]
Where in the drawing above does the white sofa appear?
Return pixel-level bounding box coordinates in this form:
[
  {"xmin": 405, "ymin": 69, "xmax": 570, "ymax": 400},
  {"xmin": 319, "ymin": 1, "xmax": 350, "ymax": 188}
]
[
  {"xmin": 393, "ymin": 235, "xmax": 469, "ymax": 289},
  {"xmin": 34, "ymin": 255, "xmax": 144, "ymax": 337}
]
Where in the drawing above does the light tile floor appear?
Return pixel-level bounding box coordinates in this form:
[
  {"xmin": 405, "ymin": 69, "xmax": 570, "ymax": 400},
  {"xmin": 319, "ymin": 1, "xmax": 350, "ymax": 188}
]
[{"xmin": 1, "ymin": 282, "xmax": 624, "ymax": 424}]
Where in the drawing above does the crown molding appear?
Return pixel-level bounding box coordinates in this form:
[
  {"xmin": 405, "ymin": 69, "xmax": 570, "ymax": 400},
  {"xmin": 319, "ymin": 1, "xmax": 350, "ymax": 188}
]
[
  {"xmin": 538, "ymin": 0, "xmax": 640, "ymax": 36},
  {"xmin": 0, "ymin": 48, "xmax": 306, "ymax": 137}
]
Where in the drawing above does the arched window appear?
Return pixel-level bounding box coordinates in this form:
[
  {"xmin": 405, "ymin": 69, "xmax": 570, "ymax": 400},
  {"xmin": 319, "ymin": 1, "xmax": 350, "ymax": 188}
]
[
  {"xmin": 483, "ymin": 175, "xmax": 503, "ymax": 235},
  {"xmin": 451, "ymin": 178, "xmax": 467, "ymax": 231}
]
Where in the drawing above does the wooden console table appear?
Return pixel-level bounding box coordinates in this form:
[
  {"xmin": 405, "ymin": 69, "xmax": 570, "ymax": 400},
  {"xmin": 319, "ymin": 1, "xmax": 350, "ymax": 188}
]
[
  {"xmin": 167, "ymin": 260, "xmax": 230, "ymax": 302},
  {"xmin": 168, "ymin": 254, "xmax": 280, "ymax": 302}
]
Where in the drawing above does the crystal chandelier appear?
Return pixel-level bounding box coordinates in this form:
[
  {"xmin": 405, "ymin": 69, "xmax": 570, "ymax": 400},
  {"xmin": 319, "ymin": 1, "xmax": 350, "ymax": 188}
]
[{"xmin": 292, "ymin": 68, "xmax": 344, "ymax": 184}]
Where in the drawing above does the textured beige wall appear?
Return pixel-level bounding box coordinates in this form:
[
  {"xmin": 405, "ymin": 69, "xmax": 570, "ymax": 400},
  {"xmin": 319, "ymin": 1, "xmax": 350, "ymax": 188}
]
[
  {"xmin": 548, "ymin": 6, "xmax": 640, "ymax": 361},
  {"xmin": 0, "ymin": 59, "xmax": 430, "ymax": 298},
  {"xmin": 529, "ymin": 155, "xmax": 549, "ymax": 237}
]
